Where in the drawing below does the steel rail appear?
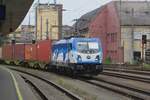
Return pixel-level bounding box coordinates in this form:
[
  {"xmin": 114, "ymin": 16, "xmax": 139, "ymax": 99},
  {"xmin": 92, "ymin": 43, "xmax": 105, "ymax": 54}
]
[
  {"xmin": 104, "ymin": 68, "xmax": 150, "ymax": 75},
  {"xmin": 102, "ymin": 71, "xmax": 150, "ymax": 83},
  {"xmin": 9, "ymin": 68, "xmax": 83, "ymax": 100},
  {"xmin": 80, "ymin": 77, "xmax": 150, "ymax": 100},
  {"xmin": 21, "ymin": 76, "xmax": 48, "ymax": 100}
]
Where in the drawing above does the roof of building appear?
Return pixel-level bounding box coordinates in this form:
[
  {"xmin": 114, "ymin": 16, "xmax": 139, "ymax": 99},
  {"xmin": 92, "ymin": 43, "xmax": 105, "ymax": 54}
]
[
  {"xmin": 75, "ymin": 0, "xmax": 150, "ymax": 31},
  {"xmin": 37, "ymin": 3, "xmax": 62, "ymax": 9},
  {"xmin": 74, "ymin": 6, "xmax": 105, "ymax": 30}
]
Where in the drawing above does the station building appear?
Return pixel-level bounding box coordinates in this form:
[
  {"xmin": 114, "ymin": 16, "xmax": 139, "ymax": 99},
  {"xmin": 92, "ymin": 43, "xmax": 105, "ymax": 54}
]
[{"xmin": 75, "ymin": 1, "xmax": 150, "ymax": 64}]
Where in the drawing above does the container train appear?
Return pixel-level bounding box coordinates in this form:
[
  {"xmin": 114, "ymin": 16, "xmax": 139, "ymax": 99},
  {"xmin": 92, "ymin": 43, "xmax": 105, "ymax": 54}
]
[{"xmin": 0, "ymin": 37, "xmax": 103, "ymax": 76}]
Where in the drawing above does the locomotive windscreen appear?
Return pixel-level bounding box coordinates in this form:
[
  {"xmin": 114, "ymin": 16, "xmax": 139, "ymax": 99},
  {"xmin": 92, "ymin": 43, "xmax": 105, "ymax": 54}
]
[{"xmin": 77, "ymin": 42, "xmax": 99, "ymax": 53}]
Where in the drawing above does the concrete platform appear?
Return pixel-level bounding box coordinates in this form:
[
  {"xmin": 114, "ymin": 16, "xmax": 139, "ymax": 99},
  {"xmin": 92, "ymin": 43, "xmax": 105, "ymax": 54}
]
[{"xmin": 0, "ymin": 66, "xmax": 37, "ymax": 100}]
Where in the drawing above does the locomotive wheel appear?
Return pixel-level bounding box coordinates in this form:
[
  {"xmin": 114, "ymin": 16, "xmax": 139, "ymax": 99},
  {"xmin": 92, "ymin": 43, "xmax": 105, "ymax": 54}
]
[
  {"xmin": 68, "ymin": 68, "xmax": 77, "ymax": 78},
  {"xmin": 57, "ymin": 67, "xmax": 62, "ymax": 74},
  {"xmin": 51, "ymin": 65, "xmax": 57, "ymax": 72}
]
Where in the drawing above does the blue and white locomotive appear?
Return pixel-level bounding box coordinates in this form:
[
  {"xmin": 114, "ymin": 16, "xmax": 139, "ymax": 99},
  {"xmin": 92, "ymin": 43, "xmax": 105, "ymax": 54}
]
[{"xmin": 51, "ymin": 37, "xmax": 103, "ymax": 75}]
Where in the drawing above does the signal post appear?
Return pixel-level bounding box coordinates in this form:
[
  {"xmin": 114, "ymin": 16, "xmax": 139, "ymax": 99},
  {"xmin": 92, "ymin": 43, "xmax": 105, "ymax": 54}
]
[{"xmin": 142, "ymin": 35, "xmax": 147, "ymax": 62}]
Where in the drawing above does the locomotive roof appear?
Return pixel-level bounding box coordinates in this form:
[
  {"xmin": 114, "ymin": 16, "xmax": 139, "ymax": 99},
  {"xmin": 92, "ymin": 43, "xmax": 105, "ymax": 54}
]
[{"xmin": 53, "ymin": 37, "xmax": 99, "ymax": 45}]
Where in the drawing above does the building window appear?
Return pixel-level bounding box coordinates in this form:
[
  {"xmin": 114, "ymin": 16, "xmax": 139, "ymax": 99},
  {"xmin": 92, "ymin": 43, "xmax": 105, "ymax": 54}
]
[
  {"xmin": 134, "ymin": 32, "xmax": 150, "ymax": 40},
  {"xmin": 107, "ymin": 33, "xmax": 117, "ymax": 43},
  {"xmin": 133, "ymin": 51, "xmax": 141, "ymax": 61},
  {"xmin": 111, "ymin": 33, "xmax": 114, "ymax": 42}
]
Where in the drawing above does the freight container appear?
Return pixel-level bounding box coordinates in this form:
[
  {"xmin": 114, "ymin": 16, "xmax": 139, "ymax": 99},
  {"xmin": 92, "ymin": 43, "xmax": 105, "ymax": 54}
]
[
  {"xmin": 25, "ymin": 44, "xmax": 37, "ymax": 61},
  {"xmin": 2, "ymin": 44, "xmax": 13, "ymax": 60},
  {"xmin": 1, "ymin": 40, "xmax": 52, "ymax": 69},
  {"xmin": 14, "ymin": 44, "xmax": 25, "ymax": 61},
  {"xmin": 36, "ymin": 40, "xmax": 52, "ymax": 63}
]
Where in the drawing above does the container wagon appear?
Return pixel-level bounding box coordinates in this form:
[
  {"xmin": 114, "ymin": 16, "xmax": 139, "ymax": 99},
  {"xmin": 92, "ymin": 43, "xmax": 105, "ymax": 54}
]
[
  {"xmin": 1, "ymin": 41, "xmax": 51, "ymax": 69},
  {"xmin": 0, "ymin": 37, "xmax": 103, "ymax": 76}
]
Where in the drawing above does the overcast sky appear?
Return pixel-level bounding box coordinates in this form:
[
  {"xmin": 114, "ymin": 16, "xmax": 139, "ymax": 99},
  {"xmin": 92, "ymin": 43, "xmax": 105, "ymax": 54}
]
[
  {"xmin": 22, "ymin": 0, "xmax": 149, "ymax": 26},
  {"xmin": 21, "ymin": 0, "xmax": 112, "ymax": 26}
]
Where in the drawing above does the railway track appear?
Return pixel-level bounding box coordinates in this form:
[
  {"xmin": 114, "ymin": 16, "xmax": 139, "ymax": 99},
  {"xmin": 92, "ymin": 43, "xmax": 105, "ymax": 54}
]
[
  {"xmin": 78, "ymin": 67, "xmax": 150, "ymax": 100},
  {"xmin": 102, "ymin": 71, "xmax": 150, "ymax": 83},
  {"xmin": 7, "ymin": 65, "xmax": 150, "ymax": 100},
  {"xmin": 103, "ymin": 64, "xmax": 142, "ymax": 69},
  {"xmin": 21, "ymin": 76, "xmax": 48, "ymax": 100},
  {"xmin": 9, "ymin": 68, "xmax": 83, "ymax": 100},
  {"xmin": 104, "ymin": 68, "xmax": 150, "ymax": 76},
  {"xmin": 80, "ymin": 76, "xmax": 150, "ymax": 100}
]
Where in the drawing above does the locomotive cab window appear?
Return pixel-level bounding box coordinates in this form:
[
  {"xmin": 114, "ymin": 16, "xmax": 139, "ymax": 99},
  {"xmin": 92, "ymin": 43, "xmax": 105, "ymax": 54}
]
[
  {"xmin": 88, "ymin": 42, "xmax": 99, "ymax": 49},
  {"xmin": 77, "ymin": 42, "xmax": 99, "ymax": 53}
]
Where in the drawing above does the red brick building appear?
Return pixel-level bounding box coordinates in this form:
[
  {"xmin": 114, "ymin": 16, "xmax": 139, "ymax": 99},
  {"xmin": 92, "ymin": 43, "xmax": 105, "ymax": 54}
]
[{"xmin": 75, "ymin": 1, "xmax": 150, "ymax": 64}]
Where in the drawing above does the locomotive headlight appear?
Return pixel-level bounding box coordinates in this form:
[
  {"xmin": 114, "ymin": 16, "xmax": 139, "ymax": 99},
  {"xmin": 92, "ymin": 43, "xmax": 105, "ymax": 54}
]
[
  {"xmin": 95, "ymin": 55, "xmax": 100, "ymax": 61},
  {"xmin": 77, "ymin": 55, "xmax": 82, "ymax": 62}
]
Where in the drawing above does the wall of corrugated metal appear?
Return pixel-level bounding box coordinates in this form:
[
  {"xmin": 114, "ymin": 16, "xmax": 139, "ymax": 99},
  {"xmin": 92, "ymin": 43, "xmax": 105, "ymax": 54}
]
[
  {"xmin": 14, "ymin": 44, "xmax": 25, "ymax": 61},
  {"xmin": 37, "ymin": 40, "xmax": 52, "ymax": 63},
  {"xmin": 25, "ymin": 44, "xmax": 37, "ymax": 61},
  {"xmin": 2, "ymin": 44, "xmax": 13, "ymax": 60}
]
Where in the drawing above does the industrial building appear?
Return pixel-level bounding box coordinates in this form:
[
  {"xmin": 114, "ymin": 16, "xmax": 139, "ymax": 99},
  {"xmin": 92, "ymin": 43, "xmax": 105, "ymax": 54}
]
[
  {"xmin": 75, "ymin": 1, "xmax": 150, "ymax": 64},
  {"xmin": 62, "ymin": 25, "xmax": 74, "ymax": 38},
  {"xmin": 36, "ymin": 4, "xmax": 62, "ymax": 40},
  {"xmin": 6, "ymin": 25, "xmax": 35, "ymax": 43}
]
